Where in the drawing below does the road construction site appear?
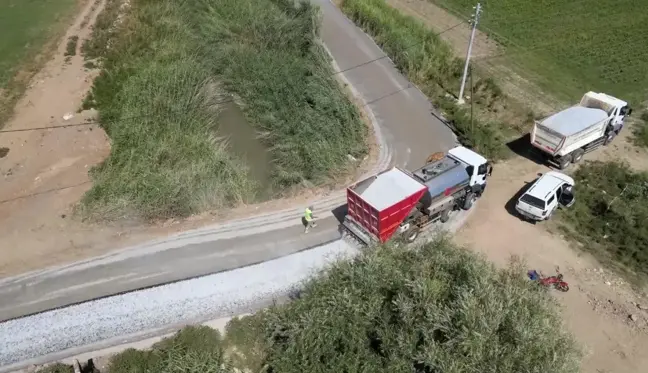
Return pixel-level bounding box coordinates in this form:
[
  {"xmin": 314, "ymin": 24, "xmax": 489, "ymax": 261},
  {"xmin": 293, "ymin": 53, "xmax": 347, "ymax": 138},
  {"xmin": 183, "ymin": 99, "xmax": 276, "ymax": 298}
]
[{"xmin": 2, "ymin": 0, "xmax": 648, "ymax": 372}]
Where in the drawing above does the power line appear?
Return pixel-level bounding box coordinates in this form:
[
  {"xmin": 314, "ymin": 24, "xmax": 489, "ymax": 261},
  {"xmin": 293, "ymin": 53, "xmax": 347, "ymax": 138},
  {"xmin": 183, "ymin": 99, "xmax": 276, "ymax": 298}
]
[
  {"xmin": 1, "ymin": 23, "xmax": 466, "ymax": 135},
  {"xmin": 0, "ymin": 121, "xmax": 98, "ymax": 133},
  {"xmin": 0, "ymin": 181, "xmax": 91, "ymax": 204}
]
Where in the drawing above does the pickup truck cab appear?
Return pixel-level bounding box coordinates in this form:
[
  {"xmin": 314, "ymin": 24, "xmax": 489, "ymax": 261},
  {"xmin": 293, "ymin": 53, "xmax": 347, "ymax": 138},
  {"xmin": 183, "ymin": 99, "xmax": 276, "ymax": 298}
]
[{"xmin": 515, "ymin": 171, "xmax": 575, "ymax": 221}]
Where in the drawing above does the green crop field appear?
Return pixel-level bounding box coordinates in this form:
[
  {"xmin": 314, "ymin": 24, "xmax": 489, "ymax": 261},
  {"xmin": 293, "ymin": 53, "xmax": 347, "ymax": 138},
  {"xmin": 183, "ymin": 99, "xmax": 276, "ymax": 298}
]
[
  {"xmin": 433, "ymin": 0, "xmax": 648, "ymax": 104},
  {"xmin": 0, "ymin": 0, "xmax": 78, "ymax": 125}
]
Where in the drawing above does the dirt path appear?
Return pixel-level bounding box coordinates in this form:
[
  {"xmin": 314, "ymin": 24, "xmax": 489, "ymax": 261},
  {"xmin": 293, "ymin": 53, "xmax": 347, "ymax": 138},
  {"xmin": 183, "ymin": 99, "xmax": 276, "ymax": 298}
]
[{"xmin": 0, "ymin": 0, "xmax": 186, "ymax": 276}]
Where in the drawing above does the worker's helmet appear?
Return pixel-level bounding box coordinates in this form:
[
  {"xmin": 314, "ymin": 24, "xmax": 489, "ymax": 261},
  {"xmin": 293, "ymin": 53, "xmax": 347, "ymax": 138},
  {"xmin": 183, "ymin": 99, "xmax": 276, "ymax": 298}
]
[{"xmin": 308, "ymin": 205, "xmax": 314, "ymax": 211}]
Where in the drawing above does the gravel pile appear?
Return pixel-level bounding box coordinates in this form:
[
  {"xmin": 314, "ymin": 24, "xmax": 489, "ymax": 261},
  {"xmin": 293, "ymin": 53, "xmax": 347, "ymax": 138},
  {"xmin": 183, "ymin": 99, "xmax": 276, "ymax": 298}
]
[{"xmin": 0, "ymin": 240, "xmax": 357, "ymax": 367}]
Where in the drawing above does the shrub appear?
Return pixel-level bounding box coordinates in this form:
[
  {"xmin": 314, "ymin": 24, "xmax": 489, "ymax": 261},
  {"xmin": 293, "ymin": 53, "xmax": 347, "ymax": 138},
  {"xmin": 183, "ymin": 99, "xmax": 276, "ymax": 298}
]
[
  {"xmin": 109, "ymin": 326, "xmax": 232, "ymax": 373},
  {"xmin": 80, "ymin": 0, "xmax": 367, "ymax": 220},
  {"xmin": 261, "ymin": 238, "xmax": 581, "ymax": 373}
]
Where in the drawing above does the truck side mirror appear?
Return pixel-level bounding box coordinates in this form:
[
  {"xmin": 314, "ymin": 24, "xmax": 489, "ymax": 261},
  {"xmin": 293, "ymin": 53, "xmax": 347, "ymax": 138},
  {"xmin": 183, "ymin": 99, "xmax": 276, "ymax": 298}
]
[{"xmin": 627, "ymin": 107, "xmax": 633, "ymax": 116}]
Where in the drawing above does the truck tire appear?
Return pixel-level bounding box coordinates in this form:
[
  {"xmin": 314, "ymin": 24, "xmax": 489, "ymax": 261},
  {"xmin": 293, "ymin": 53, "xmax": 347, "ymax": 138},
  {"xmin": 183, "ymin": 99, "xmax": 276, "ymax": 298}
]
[
  {"xmin": 571, "ymin": 149, "xmax": 585, "ymax": 163},
  {"xmin": 462, "ymin": 192, "xmax": 476, "ymax": 210},
  {"xmin": 440, "ymin": 209, "xmax": 451, "ymax": 223},
  {"xmin": 406, "ymin": 227, "xmax": 420, "ymax": 243},
  {"xmin": 604, "ymin": 131, "xmax": 616, "ymax": 146},
  {"xmin": 557, "ymin": 154, "xmax": 572, "ymax": 170}
]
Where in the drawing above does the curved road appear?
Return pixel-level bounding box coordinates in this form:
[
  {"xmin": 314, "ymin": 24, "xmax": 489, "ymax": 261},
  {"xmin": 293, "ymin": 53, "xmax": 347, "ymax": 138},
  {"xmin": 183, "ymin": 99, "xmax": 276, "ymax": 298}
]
[{"xmin": 0, "ymin": 0, "xmax": 456, "ymax": 323}]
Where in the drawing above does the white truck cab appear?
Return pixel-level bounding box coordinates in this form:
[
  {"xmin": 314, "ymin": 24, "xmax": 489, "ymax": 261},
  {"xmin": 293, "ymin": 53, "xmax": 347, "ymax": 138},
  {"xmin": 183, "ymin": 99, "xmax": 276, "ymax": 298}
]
[
  {"xmin": 515, "ymin": 171, "xmax": 575, "ymax": 221},
  {"xmin": 447, "ymin": 146, "xmax": 492, "ymax": 194}
]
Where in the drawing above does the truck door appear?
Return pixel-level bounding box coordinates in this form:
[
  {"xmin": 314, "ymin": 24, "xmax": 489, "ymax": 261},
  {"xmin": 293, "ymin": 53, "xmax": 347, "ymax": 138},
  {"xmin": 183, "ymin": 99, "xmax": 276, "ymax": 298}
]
[
  {"xmin": 477, "ymin": 163, "xmax": 489, "ymax": 185},
  {"xmin": 611, "ymin": 107, "xmax": 624, "ymax": 130},
  {"xmin": 619, "ymin": 105, "xmax": 632, "ymax": 128}
]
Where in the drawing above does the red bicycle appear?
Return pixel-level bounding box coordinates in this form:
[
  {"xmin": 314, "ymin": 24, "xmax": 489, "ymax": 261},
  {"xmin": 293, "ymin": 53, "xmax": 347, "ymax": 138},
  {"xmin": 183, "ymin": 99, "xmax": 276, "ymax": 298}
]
[{"xmin": 528, "ymin": 268, "xmax": 569, "ymax": 292}]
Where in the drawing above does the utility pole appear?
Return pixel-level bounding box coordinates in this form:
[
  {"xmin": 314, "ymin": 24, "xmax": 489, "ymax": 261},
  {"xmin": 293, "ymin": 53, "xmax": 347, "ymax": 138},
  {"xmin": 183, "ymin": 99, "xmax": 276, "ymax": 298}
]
[{"xmin": 457, "ymin": 2, "xmax": 482, "ymax": 105}]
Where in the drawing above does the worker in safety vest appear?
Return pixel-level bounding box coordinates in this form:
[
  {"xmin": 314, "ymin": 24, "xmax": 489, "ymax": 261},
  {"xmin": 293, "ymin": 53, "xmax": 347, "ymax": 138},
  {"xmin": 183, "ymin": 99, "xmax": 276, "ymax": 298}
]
[{"xmin": 304, "ymin": 205, "xmax": 317, "ymax": 233}]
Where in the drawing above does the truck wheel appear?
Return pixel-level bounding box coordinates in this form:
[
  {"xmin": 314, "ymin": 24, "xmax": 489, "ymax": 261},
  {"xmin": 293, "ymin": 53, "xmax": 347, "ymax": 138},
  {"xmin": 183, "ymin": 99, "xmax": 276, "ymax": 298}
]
[
  {"xmin": 462, "ymin": 192, "xmax": 476, "ymax": 210},
  {"xmin": 557, "ymin": 154, "xmax": 572, "ymax": 170},
  {"xmin": 572, "ymin": 149, "xmax": 585, "ymax": 163},
  {"xmin": 604, "ymin": 131, "xmax": 616, "ymax": 146},
  {"xmin": 440, "ymin": 209, "xmax": 451, "ymax": 223},
  {"xmin": 406, "ymin": 227, "xmax": 420, "ymax": 243}
]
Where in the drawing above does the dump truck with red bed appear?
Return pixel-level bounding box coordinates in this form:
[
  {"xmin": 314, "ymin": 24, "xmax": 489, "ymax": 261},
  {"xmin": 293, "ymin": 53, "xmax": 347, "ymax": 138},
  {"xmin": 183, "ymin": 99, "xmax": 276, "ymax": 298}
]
[{"xmin": 342, "ymin": 146, "xmax": 491, "ymax": 245}]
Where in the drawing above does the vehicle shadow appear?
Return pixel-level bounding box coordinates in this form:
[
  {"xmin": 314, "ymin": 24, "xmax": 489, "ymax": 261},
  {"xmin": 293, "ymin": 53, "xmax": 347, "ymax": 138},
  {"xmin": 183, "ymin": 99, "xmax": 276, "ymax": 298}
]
[
  {"xmin": 504, "ymin": 177, "xmax": 539, "ymax": 225},
  {"xmin": 506, "ymin": 134, "xmax": 548, "ymax": 167},
  {"xmin": 331, "ymin": 204, "xmax": 348, "ymax": 224}
]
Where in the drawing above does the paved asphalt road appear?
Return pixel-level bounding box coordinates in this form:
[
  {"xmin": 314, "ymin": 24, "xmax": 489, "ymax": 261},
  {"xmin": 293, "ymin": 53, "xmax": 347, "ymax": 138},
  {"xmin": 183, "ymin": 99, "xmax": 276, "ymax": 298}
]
[{"xmin": 0, "ymin": 0, "xmax": 457, "ymax": 323}]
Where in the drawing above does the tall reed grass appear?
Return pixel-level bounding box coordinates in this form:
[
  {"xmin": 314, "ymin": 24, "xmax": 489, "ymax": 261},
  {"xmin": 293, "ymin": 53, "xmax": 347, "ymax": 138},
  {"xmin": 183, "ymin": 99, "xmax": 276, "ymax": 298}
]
[{"xmin": 80, "ymin": 0, "xmax": 367, "ymax": 221}]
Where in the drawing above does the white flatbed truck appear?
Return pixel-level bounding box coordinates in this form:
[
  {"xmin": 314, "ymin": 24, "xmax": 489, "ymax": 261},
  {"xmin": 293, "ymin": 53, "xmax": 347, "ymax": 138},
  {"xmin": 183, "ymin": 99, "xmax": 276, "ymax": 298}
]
[{"xmin": 531, "ymin": 91, "xmax": 632, "ymax": 169}]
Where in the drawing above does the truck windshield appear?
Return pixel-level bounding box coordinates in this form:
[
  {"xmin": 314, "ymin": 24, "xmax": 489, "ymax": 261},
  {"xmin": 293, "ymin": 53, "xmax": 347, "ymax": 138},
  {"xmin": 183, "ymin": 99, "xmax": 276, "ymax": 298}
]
[{"xmin": 520, "ymin": 194, "xmax": 545, "ymax": 209}]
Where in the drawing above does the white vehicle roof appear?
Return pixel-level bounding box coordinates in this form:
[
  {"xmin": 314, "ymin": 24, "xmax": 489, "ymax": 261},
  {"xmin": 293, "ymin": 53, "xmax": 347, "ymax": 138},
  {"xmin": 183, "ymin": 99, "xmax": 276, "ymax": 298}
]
[
  {"xmin": 540, "ymin": 106, "xmax": 608, "ymax": 137},
  {"xmin": 358, "ymin": 168, "xmax": 425, "ymax": 210},
  {"xmin": 525, "ymin": 171, "xmax": 575, "ymax": 201},
  {"xmin": 448, "ymin": 146, "xmax": 487, "ymax": 166}
]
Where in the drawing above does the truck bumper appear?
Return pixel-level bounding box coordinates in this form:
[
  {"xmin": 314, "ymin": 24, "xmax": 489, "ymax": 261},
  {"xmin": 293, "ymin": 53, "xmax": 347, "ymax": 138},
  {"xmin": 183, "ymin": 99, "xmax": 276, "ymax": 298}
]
[
  {"xmin": 342, "ymin": 216, "xmax": 375, "ymax": 246},
  {"xmin": 515, "ymin": 206, "xmax": 543, "ymax": 221}
]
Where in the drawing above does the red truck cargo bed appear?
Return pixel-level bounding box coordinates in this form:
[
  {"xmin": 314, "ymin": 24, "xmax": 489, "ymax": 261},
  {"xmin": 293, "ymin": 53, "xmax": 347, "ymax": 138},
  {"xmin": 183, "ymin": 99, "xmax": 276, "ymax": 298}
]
[{"xmin": 345, "ymin": 167, "xmax": 426, "ymax": 244}]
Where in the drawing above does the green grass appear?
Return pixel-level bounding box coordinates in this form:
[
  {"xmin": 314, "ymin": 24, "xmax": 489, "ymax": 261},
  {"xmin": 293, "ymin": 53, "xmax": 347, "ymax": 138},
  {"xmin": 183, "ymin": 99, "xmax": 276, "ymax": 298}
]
[
  {"xmin": 632, "ymin": 111, "xmax": 648, "ymax": 149},
  {"xmin": 98, "ymin": 239, "xmax": 580, "ymax": 373},
  {"xmin": 108, "ymin": 326, "xmax": 231, "ymax": 373},
  {"xmin": 433, "ymin": 0, "xmax": 648, "ymax": 104},
  {"xmin": 79, "ymin": 0, "xmax": 367, "ymax": 221},
  {"xmin": 339, "ymin": 0, "xmax": 522, "ymax": 160},
  {"xmin": 0, "ymin": 0, "xmax": 79, "ymax": 126},
  {"xmin": 35, "ymin": 363, "xmax": 73, "ymax": 373},
  {"xmin": 558, "ymin": 161, "xmax": 648, "ymax": 284}
]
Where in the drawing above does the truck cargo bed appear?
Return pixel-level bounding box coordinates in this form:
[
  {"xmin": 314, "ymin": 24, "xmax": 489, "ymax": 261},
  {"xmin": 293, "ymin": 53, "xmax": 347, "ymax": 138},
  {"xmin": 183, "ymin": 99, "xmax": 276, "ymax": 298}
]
[
  {"xmin": 353, "ymin": 168, "xmax": 426, "ymax": 210},
  {"xmin": 540, "ymin": 106, "xmax": 608, "ymax": 137},
  {"xmin": 346, "ymin": 168, "xmax": 426, "ymax": 243}
]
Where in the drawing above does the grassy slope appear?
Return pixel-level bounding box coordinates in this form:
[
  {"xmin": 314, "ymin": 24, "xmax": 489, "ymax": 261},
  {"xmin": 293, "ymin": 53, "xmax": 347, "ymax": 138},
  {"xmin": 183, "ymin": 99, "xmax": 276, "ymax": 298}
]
[
  {"xmin": 80, "ymin": 0, "xmax": 367, "ymax": 221},
  {"xmin": 558, "ymin": 161, "xmax": 648, "ymax": 284},
  {"xmin": 433, "ymin": 0, "xmax": 648, "ymax": 104},
  {"xmin": 51, "ymin": 239, "xmax": 580, "ymax": 373},
  {"xmin": 0, "ymin": 0, "xmax": 79, "ymax": 125}
]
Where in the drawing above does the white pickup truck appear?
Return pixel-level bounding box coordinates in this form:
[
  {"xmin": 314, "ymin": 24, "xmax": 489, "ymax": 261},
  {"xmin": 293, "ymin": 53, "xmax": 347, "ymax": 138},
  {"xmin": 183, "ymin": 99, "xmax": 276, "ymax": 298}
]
[{"xmin": 531, "ymin": 92, "xmax": 632, "ymax": 169}]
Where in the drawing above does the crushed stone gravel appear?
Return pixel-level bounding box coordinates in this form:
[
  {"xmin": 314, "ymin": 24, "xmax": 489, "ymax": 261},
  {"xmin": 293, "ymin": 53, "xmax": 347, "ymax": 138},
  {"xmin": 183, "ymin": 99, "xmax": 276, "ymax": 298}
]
[{"xmin": 0, "ymin": 240, "xmax": 357, "ymax": 367}]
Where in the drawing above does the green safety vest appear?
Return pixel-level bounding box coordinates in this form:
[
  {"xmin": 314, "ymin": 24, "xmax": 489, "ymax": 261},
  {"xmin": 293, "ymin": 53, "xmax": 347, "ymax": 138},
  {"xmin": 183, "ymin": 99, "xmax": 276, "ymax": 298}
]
[{"xmin": 304, "ymin": 208, "xmax": 313, "ymax": 221}]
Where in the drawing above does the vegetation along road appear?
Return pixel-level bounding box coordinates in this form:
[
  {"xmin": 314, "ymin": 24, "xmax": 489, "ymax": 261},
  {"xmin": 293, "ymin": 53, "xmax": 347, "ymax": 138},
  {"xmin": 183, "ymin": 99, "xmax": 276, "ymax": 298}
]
[{"xmin": 0, "ymin": 0, "xmax": 456, "ymax": 323}]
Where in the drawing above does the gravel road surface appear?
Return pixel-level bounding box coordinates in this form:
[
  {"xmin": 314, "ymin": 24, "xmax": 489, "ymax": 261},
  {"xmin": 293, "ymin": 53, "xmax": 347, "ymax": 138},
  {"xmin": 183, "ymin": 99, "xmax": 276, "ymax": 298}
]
[{"xmin": 0, "ymin": 240, "xmax": 358, "ymax": 369}]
